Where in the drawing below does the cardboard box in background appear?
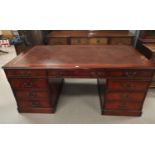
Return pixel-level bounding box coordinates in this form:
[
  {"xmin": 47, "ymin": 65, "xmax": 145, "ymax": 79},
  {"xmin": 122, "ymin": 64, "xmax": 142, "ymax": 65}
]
[{"xmin": 1, "ymin": 30, "xmax": 13, "ymax": 39}]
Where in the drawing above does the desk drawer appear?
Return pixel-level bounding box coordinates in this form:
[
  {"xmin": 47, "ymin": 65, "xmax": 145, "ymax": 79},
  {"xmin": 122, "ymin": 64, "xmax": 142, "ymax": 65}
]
[
  {"xmin": 48, "ymin": 70, "xmax": 107, "ymax": 78},
  {"xmin": 10, "ymin": 79, "xmax": 48, "ymax": 90},
  {"xmin": 110, "ymin": 37, "xmax": 132, "ymax": 45},
  {"xmin": 103, "ymin": 101, "xmax": 142, "ymax": 110},
  {"xmin": 89, "ymin": 38, "xmax": 108, "ymax": 45},
  {"xmin": 105, "ymin": 92, "xmax": 146, "ymax": 101},
  {"xmin": 71, "ymin": 38, "xmax": 89, "ymax": 45},
  {"xmin": 107, "ymin": 80, "xmax": 150, "ymax": 91},
  {"xmin": 15, "ymin": 90, "xmax": 49, "ymax": 100},
  {"xmin": 5, "ymin": 69, "xmax": 46, "ymax": 78},
  {"xmin": 109, "ymin": 70, "xmax": 153, "ymax": 78},
  {"xmin": 48, "ymin": 38, "xmax": 67, "ymax": 45},
  {"xmin": 18, "ymin": 100, "xmax": 52, "ymax": 108}
]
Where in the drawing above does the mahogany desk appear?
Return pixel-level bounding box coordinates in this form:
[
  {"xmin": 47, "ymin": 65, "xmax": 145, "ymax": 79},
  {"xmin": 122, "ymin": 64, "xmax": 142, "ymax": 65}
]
[{"xmin": 2, "ymin": 45, "xmax": 155, "ymax": 116}]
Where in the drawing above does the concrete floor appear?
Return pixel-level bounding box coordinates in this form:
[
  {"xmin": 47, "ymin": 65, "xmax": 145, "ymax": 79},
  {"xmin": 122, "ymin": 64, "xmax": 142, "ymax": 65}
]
[{"xmin": 0, "ymin": 46, "xmax": 155, "ymax": 124}]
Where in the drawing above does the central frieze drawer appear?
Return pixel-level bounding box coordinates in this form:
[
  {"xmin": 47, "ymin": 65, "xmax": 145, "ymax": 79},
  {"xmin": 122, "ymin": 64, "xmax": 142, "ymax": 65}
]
[
  {"xmin": 107, "ymin": 80, "xmax": 150, "ymax": 91},
  {"xmin": 105, "ymin": 92, "xmax": 146, "ymax": 101},
  {"xmin": 10, "ymin": 79, "xmax": 48, "ymax": 90},
  {"xmin": 48, "ymin": 70, "xmax": 107, "ymax": 78},
  {"xmin": 48, "ymin": 38, "xmax": 68, "ymax": 45}
]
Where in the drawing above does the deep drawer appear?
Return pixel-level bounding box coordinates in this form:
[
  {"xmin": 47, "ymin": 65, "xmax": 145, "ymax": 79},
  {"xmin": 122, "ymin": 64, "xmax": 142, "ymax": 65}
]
[
  {"xmin": 103, "ymin": 101, "xmax": 142, "ymax": 110},
  {"xmin": 107, "ymin": 80, "xmax": 150, "ymax": 91},
  {"xmin": 15, "ymin": 90, "xmax": 49, "ymax": 100},
  {"xmin": 10, "ymin": 79, "xmax": 48, "ymax": 90},
  {"xmin": 105, "ymin": 92, "xmax": 146, "ymax": 101},
  {"xmin": 18, "ymin": 100, "xmax": 52, "ymax": 108},
  {"xmin": 5, "ymin": 69, "xmax": 46, "ymax": 78}
]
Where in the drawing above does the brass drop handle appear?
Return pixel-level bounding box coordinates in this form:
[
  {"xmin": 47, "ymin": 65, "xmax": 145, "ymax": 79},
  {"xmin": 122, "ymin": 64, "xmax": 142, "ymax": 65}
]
[
  {"xmin": 118, "ymin": 103, "xmax": 127, "ymax": 109},
  {"xmin": 31, "ymin": 102, "xmax": 40, "ymax": 107},
  {"xmin": 121, "ymin": 94, "xmax": 129, "ymax": 100},
  {"xmin": 122, "ymin": 83, "xmax": 132, "ymax": 89},
  {"xmin": 23, "ymin": 82, "xmax": 32, "ymax": 88},
  {"xmin": 125, "ymin": 71, "xmax": 137, "ymax": 77},
  {"xmin": 29, "ymin": 92, "xmax": 36, "ymax": 97}
]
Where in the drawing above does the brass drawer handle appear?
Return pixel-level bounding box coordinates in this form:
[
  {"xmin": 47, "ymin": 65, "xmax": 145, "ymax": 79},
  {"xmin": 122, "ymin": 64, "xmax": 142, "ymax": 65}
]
[
  {"xmin": 121, "ymin": 94, "xmax": 129, "ymax": 100},
  {"xmin": 118, "ymin": 103, "xmax": 127, "ymax": 110},
  {"xmin": 125, "ymin": 72, "xmax": 137, "ymax": 77},
  {"xmin": 29, "ymin": 92, "xmax": 36, "ymax": 97},
  {"xmin": 122, "ymin": 83, "xmax": 133, "ymax": 89},
  {"xmin": 23, "ymin": 82, "xmax": 32, "ymax": 88},
  {"xmin": 31, "ymin": 102, "xmax": 40, "ymax": 107}
]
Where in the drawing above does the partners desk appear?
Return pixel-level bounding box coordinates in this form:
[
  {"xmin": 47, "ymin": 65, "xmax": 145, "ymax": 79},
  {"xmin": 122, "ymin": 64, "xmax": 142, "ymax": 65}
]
[{"xmin": 2, "ymin": 45, "xmax": 155, "ymax": 116}]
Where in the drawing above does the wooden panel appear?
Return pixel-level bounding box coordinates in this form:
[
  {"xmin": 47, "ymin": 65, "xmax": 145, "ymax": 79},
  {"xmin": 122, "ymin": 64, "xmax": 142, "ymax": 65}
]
[
  {"xmin": 48, "ymin": 38, "xmax": 67, "ymax": 45},
  {"xmin": 110, "ymin": 37, "xmax": 132, "ymax": 45},
  {"xmin": 71, "ymin": 38, "xmax": 89, "ymax": 45},
  {"xmin": 103, "ymin": 101, "xmax": 142, "ymax": 110},
  {"xmin": 107, "ymin": 80, "xmax": 150, "ymax": 91},
  {"xmin": 5, "ymin": 69, "xmax": 46, "ymax": 78},
  {"xmin": 89, "ymin": 38, "xmax": 108, "ymax": 45},
  {"xmin": 15, "ymin": 90, "xmax": 49, "ymax": 100},
  {"xmin": 105, "ymin": 92, "xmax": 146, "ymax": 101},
  {"xmin": 10, "ymin": 79, "xmax": 48, "ymax": 90}
]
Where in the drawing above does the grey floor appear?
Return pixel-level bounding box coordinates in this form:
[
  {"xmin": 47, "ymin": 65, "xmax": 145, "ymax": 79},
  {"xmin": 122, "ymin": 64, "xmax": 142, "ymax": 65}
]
[{"xmin": 0, "ymin": 46, "xmax": 155, "ymax": 124}]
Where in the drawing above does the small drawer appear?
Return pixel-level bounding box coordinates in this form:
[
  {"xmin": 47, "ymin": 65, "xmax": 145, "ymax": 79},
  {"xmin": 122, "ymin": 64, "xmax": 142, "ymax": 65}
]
[
  {"xmin": 71, "ymin": 38, "xmax": 89, "ymax": 45},
  {"xmin": 48, "ymin": 38, "xmax": 67, "ymax": 45},
  {"xmin": 15, "ymin": 90, "xmax": 49, "ymax": 100},
  {"xmin": 89, "ymin": 38, "xmax": 108, "ymax": 45},
  {"xmin": 103, "ymin": 101, "xmax": 142, "ymax": 110},
  {"xmin": 110, "ymin": 37, "xmax": 132, "ymax": 45},
  {"xmin": 10, "ymin": 79, "xmax": 48, "ymax": 90},
  {"xmin": 5, "ymin": 69, "xmax": 46, "ymax": 78},
  {"xmin": 18, "ymin": 100, "xmax": 52, "ymax": 108},
  {"xmin": 105, "ymin": 92, "xmax": 146, "ymax": 101},
  {"xmin": 109, "ymin": 70, "xmax": 154, "ymax": 78},
  {"xmin": 107, "ymin": 80, "xmax": 150, "ymax": 91}
]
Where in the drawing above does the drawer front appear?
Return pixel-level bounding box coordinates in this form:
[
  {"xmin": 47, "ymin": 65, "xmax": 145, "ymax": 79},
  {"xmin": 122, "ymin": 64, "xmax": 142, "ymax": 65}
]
[
  {"xmin": 18, "ymin": 100, "xmax": 52, "ymax": 108},
  {"xmin": 15, "ymin": 90, "xmax": 49, "ymax": 100},
  {"xmin": 105, "ymin": 92, "xmax": 146, "ymax": 101},
  {"xmin": 48, "ymin": 69, "xmax": 107, "ymax": 78},
  {"xmin": 5, "ymin": 69, "xmax": 46, "ymax": 78},
  {"xmin": 104, "ymin": 101, "xmax": 142, "ymax": 110},
  {"xmin": 71, "ymin": 38, "xmax": 88, "ymax": 45},
  {"xmin": 10, "ymin": 79, "xmax": 48, "ymax": 90},
  {"xmin": 109, "ymin": 70, "xmax": 154, "ymax": 78},
  {"xmin": 110, "ymin": 37, "xmax": 132, "ymax": 45},
  {"xmin": 107, "ymin": 80, "xmax": 150, "ymax": 91},
  {"xmin": 89, "ymin": 38, "xmax": 108, "ymax": 45},
  {"xmin": 48, "ymin": 38, "xmax": 67, "ymax": 45}
]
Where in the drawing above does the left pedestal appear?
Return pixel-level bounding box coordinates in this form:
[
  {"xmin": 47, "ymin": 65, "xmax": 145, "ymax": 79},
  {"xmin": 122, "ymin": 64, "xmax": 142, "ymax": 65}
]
[{"xmin": 4, "ymin": 69, "xmax": 63, "ymax": 113}]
